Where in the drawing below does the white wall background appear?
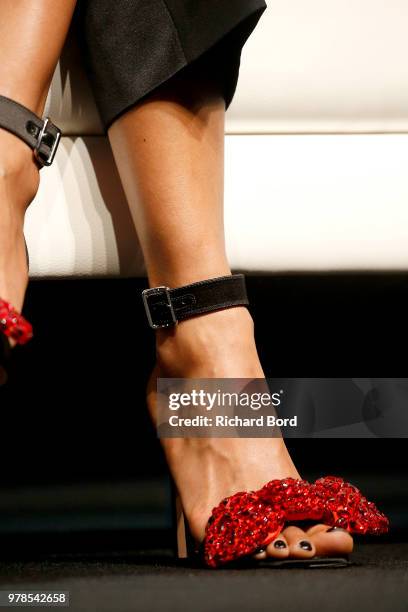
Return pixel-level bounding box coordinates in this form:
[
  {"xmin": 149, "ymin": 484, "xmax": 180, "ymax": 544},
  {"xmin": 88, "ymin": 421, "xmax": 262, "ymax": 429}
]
[{"xmin": 26, "ymin": 0, "xmax": 408, "ymax": 277}]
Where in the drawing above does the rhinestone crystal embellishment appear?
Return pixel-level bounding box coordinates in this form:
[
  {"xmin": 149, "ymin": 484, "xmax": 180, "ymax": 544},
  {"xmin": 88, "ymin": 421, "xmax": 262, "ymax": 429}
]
[
  {"xmin": 203, "ymin": 476, "xmax": 389, "ymax": 567},
  {"xmin": 0, "ymin": 299, "xmax": 33, "ymax": 344}
]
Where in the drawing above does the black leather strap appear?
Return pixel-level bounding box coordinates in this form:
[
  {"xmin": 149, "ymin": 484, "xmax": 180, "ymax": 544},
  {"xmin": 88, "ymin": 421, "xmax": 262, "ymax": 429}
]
[
  {"xmin": 0, "ymin": 95, "xmax": 61, "ymax": 166},
  {"xmin": 142, "ymin": 274, "xmax": 249, "ymax": 328}
]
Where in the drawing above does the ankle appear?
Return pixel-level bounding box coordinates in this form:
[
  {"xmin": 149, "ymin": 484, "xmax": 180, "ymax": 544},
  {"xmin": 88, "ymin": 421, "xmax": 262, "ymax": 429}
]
[
  {"xmin": 0, "ymin": 130, "xmax": 40, "ymax": 217},
  {"xmin": 155, "ymin": 306, "xmax": 263, "ymax": 377}
]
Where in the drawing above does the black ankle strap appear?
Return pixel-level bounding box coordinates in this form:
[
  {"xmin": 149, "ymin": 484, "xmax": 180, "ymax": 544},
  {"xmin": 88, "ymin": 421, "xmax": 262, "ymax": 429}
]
[
  {"xmin": 0, "ymin": 95, "xmax": 61, "ymax": 166},
  {"xmin": 142, "ymin": 274, "xmax": 249, "ymax": 329}
]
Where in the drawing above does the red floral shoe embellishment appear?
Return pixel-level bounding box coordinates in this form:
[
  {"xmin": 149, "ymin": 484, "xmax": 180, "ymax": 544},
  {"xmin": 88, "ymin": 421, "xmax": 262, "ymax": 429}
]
[
  {"xmin": 204, "ymin": 476, "xmax": 389, "ymax": 567},
  {"xmin": 0, "ymin": 299, "xmax": 33, "ymax": 345}
]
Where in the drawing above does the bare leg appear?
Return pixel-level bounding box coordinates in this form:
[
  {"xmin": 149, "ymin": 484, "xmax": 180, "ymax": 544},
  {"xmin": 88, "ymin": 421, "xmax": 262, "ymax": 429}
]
[
  {"xmin": 0, "ymin": 0, "xmax": 77, "ymax": 313},
  {"xmin": 108, "ymin": 66, "xmax": 353, "ymax": 559}
]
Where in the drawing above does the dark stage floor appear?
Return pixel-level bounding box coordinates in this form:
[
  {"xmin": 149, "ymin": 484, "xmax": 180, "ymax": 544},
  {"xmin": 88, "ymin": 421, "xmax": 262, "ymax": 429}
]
[{"xmin": 0, "ymin": 542, "xmax": 406, "ymax": 612}]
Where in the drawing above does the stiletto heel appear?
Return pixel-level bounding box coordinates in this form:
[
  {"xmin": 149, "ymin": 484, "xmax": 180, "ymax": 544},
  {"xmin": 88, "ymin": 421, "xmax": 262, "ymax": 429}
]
[
  {"xmin": 0, "ymin": 95, "xmax": 61, "ymax": 386},
  {"xmin": 170, "ymin": 482, "xmax": 195, "ymax": 560},
  {"xmin": 143, "ymin": 275, "xmax": 389, "ymax": 568},
  {"xmin": 175, "ymin": 493, "xmax": 188, "ymax": 559}
]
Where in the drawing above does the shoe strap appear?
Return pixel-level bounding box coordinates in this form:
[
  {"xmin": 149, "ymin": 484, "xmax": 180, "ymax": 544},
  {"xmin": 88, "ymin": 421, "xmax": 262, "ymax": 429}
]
[
  {"xmin": 142, "ymin": 274, "xmax": 249, "ymax": 329},
  {"xmin": 0, "ymin": 95, "xmax": 61, "ymax": 166}
]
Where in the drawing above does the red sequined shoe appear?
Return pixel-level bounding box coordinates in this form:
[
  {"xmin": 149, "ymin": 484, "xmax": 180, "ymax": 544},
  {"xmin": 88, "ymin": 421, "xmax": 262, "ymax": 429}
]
[
  {"xmin": 142, "ymin": 276, "xmax": 389, "ymax": 568},
  {"xmin": 175, "ymin": 476, "xmax": 389, "ymax": 569},
  {"xmin": 0, "ymin": 94, "xmax": 61, "ymax": 385}
]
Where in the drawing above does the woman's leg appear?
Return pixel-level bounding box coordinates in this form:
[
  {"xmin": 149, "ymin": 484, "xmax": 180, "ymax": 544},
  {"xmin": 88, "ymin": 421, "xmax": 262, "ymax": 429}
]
[
  {"xmin": 108, "ymin": 65, "xmax": 353, "ymax": 559},
  {"xmin": 0, "ymin": 0, "xmax": 76, "ymax": 313}
]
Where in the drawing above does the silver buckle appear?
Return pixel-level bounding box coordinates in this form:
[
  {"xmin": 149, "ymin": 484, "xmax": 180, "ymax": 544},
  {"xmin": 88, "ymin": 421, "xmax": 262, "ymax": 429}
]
[
  {"xmin": 142, "ymin": 286, "xmax": 178, "ymax": 329},
  {"xmin": 34, "ymin": 117, "xmax": 61, "ymax": 167}
]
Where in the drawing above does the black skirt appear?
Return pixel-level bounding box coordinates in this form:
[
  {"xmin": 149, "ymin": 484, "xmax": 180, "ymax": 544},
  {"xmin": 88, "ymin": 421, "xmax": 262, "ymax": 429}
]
[{"xmin": 77, "ymin": 0, "xmax": 267, "ymax": 130}]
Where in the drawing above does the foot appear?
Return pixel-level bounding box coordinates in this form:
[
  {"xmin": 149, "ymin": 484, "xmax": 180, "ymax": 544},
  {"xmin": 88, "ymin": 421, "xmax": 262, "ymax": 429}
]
[
  {"xmin": 147, "ymin": 305, "xmax": 353, "ymax": 562},
  {"xmin": 0, "ymin": 129, "xmax": 38, "ymax": 383},
  {"xmin": 0, "ymin": 131, "xmax": 39, "ymax": 315}
]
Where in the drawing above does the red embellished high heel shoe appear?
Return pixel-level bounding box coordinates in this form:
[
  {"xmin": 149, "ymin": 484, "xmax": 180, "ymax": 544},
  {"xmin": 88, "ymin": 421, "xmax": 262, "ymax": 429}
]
[
  {"xmin": 0, "ymin": 95, "xmax": 61, "ymax": 385},
  {"xmin": 143, "ymin": 274, "xmax": 390, "ymax": 568},
  {"xmin": 175, "ymin": 476, "xmax": 389, "ymax": 569}
]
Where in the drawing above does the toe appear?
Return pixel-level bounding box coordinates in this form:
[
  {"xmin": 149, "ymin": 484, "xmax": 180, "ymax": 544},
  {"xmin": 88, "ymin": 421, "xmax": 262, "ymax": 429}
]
[
  {"xmin": 308, "ymin": 525, "xmax": 353, "ymax": 557},
  {"xmin": 266, "ymin": 534, "xmax": 289, "ymax": 558},
  {"xmin": 253, "ymin": 547, "xmax": 267, "ymax": 560},
  {"xmin": 282, "ymin": 526, "xmax": 316, "ymax": 558}
]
